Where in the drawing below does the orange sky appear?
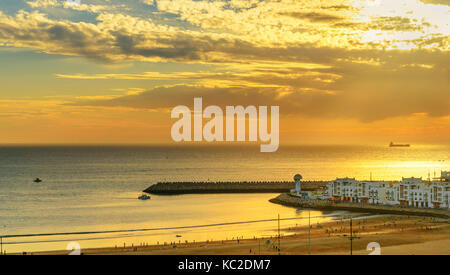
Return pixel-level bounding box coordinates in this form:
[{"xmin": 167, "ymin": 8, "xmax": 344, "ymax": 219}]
[{"xmin": 0, "ymin": 0, "xmax": 449, "ymax": 145}]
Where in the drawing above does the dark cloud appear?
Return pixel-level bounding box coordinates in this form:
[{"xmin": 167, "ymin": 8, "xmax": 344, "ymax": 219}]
[
  {"xmin": 280, "ymin": 12, "xmax": 343, "ymax": 23},
  {"xmin": 0, "ymin": 11, "xmax": 112, "ymax": 61},
  {"xmin": 114, "ymin": 33, "xmax": 204, "ymax": 61},
  {"xmin": 320, "ymin": 5, "xmax": 353, "ymax": 11},
  {"xmin": 419, "ymin": 0, "xmax": 450, "ymax": 5},
  {"xmin": 71, "ymin": 48, "xmax": 450, "ymax": 122},
  {"xmin": 368, "ymin": 16, "xmax": 422, "ymax": 32},
  {"xmin": 333, "ymin": 16, "xmax": 431, "ymax": 32}
]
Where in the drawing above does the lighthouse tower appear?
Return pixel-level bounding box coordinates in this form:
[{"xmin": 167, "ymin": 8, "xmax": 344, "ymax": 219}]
[{"xmin": 294, "ymin": 174, "xmax": 303, "ymax": 196}]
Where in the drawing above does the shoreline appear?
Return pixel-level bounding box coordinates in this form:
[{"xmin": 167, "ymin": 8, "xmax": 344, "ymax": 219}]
[
  {"xmin": 6, "ymin": 193, "xmax": 450, "ymax": 255},
  {"xmin": 269, "ymin": 193, "xmax": 450, "ymax": 219},
  {"xmin": 24, "ymin": 215, "xmax": 450, "ymax": 255}
]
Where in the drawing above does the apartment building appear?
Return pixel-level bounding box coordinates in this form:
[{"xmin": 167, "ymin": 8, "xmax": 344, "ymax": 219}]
[{"xmin": 324, "ymin": 171, "xmax": 450, "ymax": 209}]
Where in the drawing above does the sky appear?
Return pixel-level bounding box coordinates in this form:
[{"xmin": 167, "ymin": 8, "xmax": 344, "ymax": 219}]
[{"xmin": 0, "ymin": 0, "xmax": 449, "ymax": 145}]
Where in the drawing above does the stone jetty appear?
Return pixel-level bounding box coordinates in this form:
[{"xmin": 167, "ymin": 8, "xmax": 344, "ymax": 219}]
[{"xmin": 143, "ymin": 181, "xmax": 327, "ymax": 195}]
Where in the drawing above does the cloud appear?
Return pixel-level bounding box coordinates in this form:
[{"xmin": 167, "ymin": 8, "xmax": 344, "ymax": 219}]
[
  {"xmin": 55, "ymin": 65, "xmax": 341, "ymax": 90},
  {"xmin": 280, "ymin": 12, "xmax": 344, "ymax": 23},
  {"xmin": 368, "ymin": 16, "xmax": 423, "ymax": 31},
  {"xmin": 70, "ymin": 52, "xmax": 450, "ymax": 123},
  {"xmin": 53, "ymin": 30, "xmax": 449, "ymax": 123},
  {"xmin": 26, "ymin": 0, "xmax": 58, "ymax": 8},
  {"xmin": 0, "ymin": 10, "xmax": 112, "ymax": 61},
  {"xmin": 69, "ymin": 84, "xmax": 317, "ymax": 113},
  {"xmin": 0, "ymin": 0, "xmax": 447, "ymax": 65},
  {"xmin": 26, "ymin": 0, "xmax": 114, "ymax": 13},
  {"xmin": 419, "ymin": 0, "xmax": 450, "ymax": 5},
  {"xmin": 0, "ymin": 0, "xmax": 449, "ymax": 124},
  {"xmin": 320, "ymin": 4, "xmax": 354, "ymax": 11},
  {"xmin": 141, "ymin": 0, "xmax": 156, "ymax": 6}
]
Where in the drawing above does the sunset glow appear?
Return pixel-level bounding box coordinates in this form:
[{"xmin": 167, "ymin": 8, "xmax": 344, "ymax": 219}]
[{"xmin": 0, "ymin": 0, "xmax": 449, "ymax": 145}]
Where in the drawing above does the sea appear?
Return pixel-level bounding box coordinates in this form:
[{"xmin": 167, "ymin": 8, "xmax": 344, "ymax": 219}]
[{"xmin": 0, "ymin": 144, "xmax": 448, "ymax": 253}]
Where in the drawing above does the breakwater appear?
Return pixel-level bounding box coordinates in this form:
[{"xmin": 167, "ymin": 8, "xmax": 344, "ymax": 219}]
[
  {"xmin": 143, "ymin": 181, "xmax": 327, "ymax": 194},
  {"xmin": 270, "ymin": 193, "xmax": 450, "ymax": 219}
]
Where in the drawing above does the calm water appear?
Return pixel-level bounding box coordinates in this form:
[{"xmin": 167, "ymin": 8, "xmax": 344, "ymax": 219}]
[{"xmin": 0, "ymin": 144, "xmax": 448, "ymax": 253}]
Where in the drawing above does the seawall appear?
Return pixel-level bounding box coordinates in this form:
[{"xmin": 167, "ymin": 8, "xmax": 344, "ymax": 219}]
[
  {"xmin": 269, "ymin": 193, "xmax": 450, "ymax": 219},
  {"xmin": 143, "ymin": 181, "xmax": 327, "ymax": 195}
]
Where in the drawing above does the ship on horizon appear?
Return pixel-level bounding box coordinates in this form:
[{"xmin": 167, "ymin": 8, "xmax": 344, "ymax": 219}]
[{"xmin": 389, "ymin": 142, "xmax": 410, "ymax": 147}]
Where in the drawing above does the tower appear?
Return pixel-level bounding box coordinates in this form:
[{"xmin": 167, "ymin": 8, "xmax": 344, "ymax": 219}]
[{"xmin": 294, "ymin": 174, "xmax": 303, "ymax": 196}]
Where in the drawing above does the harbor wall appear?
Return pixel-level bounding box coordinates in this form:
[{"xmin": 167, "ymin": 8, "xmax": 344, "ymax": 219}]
[
  {"xmin": 143, "ymin": 181, "xmax": 327, "ymax": 194},
  {"xmin": 269, "ymin": 193, "xmax": 450, "ymax": 219}
]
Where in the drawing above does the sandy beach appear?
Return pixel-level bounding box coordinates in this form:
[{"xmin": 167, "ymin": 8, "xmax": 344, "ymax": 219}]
[{"xmin": 28, "ymin": 215, "xmax": 449, "ymax": 255}]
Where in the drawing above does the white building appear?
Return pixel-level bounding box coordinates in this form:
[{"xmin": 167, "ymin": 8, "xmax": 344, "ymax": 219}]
[
  {"xmin": 323, "ymin": 171, "xmax": 450, "ymax": 209},
  {"xmin": 326, "ymin": 177, "xmax": 356, "ymax": 202},
  {"xmin": 325, "ymin": 178, "xmax": 390, "ymax": 204},
  {"xmin": 383, "ymin": 186, "xmax": 399, "ymax": 206},
  {"xmin": 430, "ymin": 171, "xmax": 450, "ymax": 209},
  {"xmin": 397, "ymin": 177, "xmax": 432, "ymax": 208}
]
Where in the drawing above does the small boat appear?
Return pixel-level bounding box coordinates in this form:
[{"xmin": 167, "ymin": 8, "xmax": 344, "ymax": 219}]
[
  {"xmin": 33, "ymin": 178, "xmax": 42, "ymax": 183},
  {"xmin": 138, "ymin": 194, "xmax": 151, "ymax": 200},
  {"xmin": 176, "ymin": 235, "xmax": 182, "ymax": 238}
]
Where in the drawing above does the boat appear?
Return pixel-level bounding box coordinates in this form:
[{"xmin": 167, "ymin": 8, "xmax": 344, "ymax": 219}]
[
  {"xmin": 33, "ymin": 178, "xmax": 42, "ymax": 183},
  {"xmin": 389, "ymin": 142, "xmax": 410, "ymax": 147},
  {"xmin": 176, "ymin": 235, "xmax": 182, "ymax": 238},
  {"xmin": 138, "ymin": 194, "xmax": 151, "ymax": 200}
]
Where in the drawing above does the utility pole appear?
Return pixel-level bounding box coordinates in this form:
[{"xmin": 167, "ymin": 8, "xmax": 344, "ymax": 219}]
[
  {"xmin": 277, "ymin": 214, "xmax": 280, "ymax": 255},
  {"xmin": 308, "ymin": 210, "xmax": 311, "ymax": 255},
  {"xmin": 350, "ymin": 217, "xmax": 353, "ymax": 255},
  {"xmin": 348, "ymin": 216, "xmax": 360, "ymax": 255}
]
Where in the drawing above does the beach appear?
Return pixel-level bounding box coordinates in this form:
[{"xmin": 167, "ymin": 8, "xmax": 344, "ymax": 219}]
[{"xmin": 27, "ymin": 215, "xmax": 450, "ymax": 255}]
